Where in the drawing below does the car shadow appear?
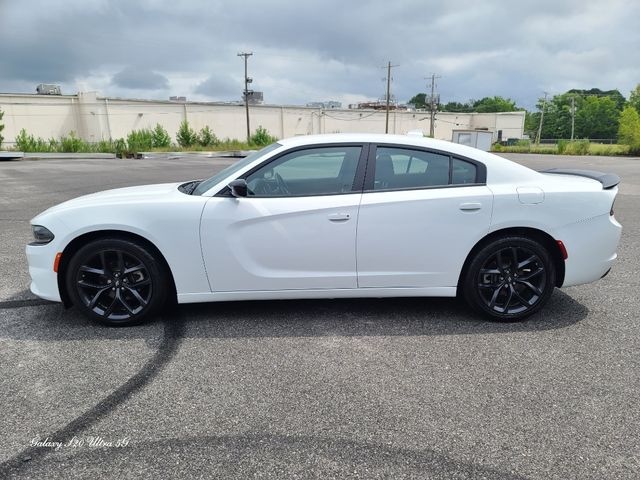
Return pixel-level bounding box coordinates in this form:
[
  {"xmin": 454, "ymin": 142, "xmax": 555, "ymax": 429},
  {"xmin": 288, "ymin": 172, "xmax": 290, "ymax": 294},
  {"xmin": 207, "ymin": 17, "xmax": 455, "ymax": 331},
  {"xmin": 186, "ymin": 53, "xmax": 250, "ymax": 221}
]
[{"xmin": 0, "ymin": 289, "xmax": 589, "ymax": 342}]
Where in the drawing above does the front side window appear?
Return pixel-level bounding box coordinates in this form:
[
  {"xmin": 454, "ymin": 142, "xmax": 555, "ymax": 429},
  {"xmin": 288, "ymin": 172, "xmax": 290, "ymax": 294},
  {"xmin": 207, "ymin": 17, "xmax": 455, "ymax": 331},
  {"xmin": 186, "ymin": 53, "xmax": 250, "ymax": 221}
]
[
  {"xmin": 244, "ymin": 146, "xmax": 362, "ymax": 197},
  {"xmin": 373, "ymin": 147, "xmax": 451, "ymax": 190}
]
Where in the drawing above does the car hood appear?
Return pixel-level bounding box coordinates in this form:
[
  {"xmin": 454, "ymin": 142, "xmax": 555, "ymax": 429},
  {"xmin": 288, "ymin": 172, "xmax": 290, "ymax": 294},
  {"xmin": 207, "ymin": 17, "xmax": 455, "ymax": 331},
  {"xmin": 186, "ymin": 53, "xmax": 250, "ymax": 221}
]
[{"xmin": 34, "ymin": 182, "xmax": 184, "ymax": 219}]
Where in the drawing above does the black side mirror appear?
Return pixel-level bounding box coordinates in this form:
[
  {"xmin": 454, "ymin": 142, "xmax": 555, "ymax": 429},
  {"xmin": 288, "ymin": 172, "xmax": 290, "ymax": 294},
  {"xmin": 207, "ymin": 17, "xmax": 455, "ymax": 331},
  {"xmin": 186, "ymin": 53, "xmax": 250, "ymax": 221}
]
[{"xmin": 228, "ymin": 179, "xmax": 248, "ymax": 198}]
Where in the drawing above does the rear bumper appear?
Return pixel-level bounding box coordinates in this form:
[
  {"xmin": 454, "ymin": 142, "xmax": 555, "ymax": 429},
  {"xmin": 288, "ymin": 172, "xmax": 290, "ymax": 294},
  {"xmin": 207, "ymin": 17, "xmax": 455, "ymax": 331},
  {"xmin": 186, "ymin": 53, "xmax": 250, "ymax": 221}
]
[
  {"xmin": 558, "ymin": 213, "xmax": 622, "ymax": 287},
  {"xmin": 26, "ymin": 243, "xmax": 62, "ymax": 302}
]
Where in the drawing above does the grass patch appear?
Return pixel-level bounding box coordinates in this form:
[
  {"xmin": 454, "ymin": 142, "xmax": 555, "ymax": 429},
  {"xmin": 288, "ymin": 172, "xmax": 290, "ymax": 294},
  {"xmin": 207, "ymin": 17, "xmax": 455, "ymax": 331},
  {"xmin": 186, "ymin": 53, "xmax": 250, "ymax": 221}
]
[{"xmin": 492, "ymin": 141, "xmax": 632, "ymax": 156}]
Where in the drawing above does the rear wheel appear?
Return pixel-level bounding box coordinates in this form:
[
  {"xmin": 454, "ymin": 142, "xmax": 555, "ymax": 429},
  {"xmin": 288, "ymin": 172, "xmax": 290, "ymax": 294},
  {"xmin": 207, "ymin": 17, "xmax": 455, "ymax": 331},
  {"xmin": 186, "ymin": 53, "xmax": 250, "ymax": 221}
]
[
  {"xmin": 463, "ymin": 236, "xmax": 555, "ymax": 321},
  {"xmin": 66, "ymin": 238, "xmax": 168, "ymax": 326}
]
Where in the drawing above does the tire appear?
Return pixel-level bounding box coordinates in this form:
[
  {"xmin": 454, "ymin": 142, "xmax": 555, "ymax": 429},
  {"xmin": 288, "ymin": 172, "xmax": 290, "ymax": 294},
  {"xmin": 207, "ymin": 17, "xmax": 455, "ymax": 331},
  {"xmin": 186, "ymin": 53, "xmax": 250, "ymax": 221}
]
[
  {"xmin": 462, "ymin": 236, "xmax": 556, "ymax": 321},
  {"xmin": 66, "ymin": 238, "xmax": 168, "ymax": 326}
]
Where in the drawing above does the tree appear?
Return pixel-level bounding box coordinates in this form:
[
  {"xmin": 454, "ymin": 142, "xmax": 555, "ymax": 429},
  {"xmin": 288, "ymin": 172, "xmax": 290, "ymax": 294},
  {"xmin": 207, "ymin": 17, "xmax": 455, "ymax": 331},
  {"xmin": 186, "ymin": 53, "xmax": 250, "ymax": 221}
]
[
  {"xmin": 472, "ymin": 96, "xmax": 518, "ymax": 113},
  {"xmin": 441, "ymin": 101, "xmax": 473, "ymax": 113},
  {"xmin": 531, "ymin": 93, "xmax": 580, "ymax": 140},
  {"xmin": 151, "ymin": 124, "xmax": 171, "ymax": 148},
  {"xmin": 575, "ymin": 96, "xmax": 620, "ymax": 139},
  {"xmin": 567, "ymin": 88, "xmax": 626, "ymax": 111},
  {"xmin": 176, "ymin": 120, "xmax": 197, "ymax": 148},
  {"xmin": 0, "ymin": 108, "xmax": 4, "ymax": 149},
  {"xmin": 618, "ymin": 106, "xmax": 640, "ymax": 148},
  {"xmin": 629, "ymin": 84, "xmax": 640, "ymax": 113},
  {"xmin": 408, "ymin": 93, "xmax": 427, "ymax": 109}
]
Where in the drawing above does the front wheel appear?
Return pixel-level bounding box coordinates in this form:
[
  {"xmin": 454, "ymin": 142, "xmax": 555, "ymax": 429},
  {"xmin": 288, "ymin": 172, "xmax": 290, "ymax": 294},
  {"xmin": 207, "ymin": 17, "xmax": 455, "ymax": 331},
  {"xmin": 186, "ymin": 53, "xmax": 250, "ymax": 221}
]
[
  {"xmin": 462, "ymin": 236, "xmax": 556, "ymax": 321},
  {"xmin": 66, "ymin": 238, "xmax": 168, "ymax": 326}
]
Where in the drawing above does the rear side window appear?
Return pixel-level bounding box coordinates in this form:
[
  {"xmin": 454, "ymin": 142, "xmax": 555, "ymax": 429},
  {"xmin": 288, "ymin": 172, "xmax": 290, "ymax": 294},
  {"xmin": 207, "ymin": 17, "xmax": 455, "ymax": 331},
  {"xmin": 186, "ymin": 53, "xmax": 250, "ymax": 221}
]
[
  {"xmin": 371, "ymin": 146, "xmax": 481, "ymax": 191},
  {"xmin": 374, "ymin": 147, "xmax": 450, "ymax": 190},
  {"xmin": 451, "ymin": 158, "xmax": 477, "ymax": 185}
]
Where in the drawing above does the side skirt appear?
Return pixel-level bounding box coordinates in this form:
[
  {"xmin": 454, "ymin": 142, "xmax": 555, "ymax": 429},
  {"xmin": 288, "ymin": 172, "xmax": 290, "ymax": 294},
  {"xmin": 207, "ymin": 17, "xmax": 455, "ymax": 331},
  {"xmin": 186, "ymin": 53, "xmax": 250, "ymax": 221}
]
[{"xmin": 177, "ymin": 287, "xmax": 457, "ymax": 304}]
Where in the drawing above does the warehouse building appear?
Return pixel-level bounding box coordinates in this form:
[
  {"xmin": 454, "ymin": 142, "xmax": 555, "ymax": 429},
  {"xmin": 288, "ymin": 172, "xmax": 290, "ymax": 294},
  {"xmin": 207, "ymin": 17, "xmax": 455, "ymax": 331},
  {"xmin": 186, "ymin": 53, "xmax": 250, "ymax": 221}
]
[{"xmin": 0, "ymin": 91, "xmax": 525, "ymax": 147}]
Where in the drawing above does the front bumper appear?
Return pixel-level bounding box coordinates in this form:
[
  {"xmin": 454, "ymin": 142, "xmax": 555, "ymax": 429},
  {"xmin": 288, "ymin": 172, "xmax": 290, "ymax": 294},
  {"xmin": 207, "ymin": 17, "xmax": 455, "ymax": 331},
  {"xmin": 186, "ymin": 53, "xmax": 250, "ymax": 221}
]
[{"xmin": 26, "ymin": 242, "xmax": 62, "ymax": 302}]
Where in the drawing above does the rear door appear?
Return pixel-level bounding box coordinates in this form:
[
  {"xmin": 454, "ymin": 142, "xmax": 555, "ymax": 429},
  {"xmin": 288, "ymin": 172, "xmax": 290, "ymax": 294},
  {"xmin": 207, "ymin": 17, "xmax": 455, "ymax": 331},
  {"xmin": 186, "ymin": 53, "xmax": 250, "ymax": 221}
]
[{"xmin": 356, "ymin": 144, "xmax": 493, "ymax": 288}]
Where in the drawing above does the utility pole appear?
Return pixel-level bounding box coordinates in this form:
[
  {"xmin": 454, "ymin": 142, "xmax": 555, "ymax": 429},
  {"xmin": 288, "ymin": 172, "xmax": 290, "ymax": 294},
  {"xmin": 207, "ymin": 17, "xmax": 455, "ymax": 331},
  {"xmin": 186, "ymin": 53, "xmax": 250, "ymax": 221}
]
[
  {"xmin": 570, "ymin": 95, "xmax": 576, "ymax": 141},
  {"xmin": 383, "ymin": 61, "xmax": 399, "ymax": 134},
  {"xmin": 427, "ymin": 73, "xmax": 441, "ymax": 138},
  {"xmin": 237, "ymin": 52, "xmax": 253, "ymax": 143},
  {"xmin": 535, "ymin": 91, "xmax": 548, "ymax": 145}
]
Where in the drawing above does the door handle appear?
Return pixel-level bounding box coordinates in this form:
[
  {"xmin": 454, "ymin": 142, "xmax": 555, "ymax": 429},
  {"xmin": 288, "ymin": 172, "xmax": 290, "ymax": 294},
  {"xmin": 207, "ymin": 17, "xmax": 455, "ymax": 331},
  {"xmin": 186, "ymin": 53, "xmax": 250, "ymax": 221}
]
[
  {"xmin": 459, "ymin": 202, "xmax": 482, "ymax": 211},
  {"xmin": 328, "ymin": 213, "xmax": 351, "ymax": 222}
]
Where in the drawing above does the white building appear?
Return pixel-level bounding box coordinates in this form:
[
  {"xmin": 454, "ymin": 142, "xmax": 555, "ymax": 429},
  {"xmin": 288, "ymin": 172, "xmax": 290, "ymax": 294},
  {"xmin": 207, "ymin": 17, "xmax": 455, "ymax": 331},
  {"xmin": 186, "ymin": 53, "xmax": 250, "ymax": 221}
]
[{"xmin": 0, "ymin": 91, "xmax": 525, "ymax": 147}]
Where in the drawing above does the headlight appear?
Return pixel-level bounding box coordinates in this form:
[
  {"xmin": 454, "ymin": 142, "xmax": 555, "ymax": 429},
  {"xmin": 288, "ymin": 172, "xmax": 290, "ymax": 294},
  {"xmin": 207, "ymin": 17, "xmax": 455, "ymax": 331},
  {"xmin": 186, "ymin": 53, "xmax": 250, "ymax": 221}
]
[{"xmin": 31, "ymin": 225, "xmax": 55, "ymax": 245}]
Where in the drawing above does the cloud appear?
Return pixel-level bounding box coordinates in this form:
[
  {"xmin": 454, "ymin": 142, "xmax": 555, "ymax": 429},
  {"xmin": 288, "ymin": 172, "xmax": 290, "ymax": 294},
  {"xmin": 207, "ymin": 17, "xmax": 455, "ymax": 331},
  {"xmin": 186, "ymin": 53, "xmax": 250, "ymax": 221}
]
[
  {"xmin": 194, "ymin": 74, "xmax": 241, "ymax": 101},
  {"xmin": 0, "ymin": 0, "xmax": 639, "ymax": 109},
  {"xmin": 112, "ymin": 67, "xmax": 169, "ymax": 90}
]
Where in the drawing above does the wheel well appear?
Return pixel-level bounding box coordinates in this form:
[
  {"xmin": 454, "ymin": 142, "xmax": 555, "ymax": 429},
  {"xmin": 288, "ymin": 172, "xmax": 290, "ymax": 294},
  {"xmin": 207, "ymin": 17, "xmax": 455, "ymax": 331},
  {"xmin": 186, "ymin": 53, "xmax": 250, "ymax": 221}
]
[
  {"xmin": 457, "ymin": 227, "xmax": 566, "ymax": 292},
  {"xmin": 57, "ymin": 230, "xmax": 177, "ymax": 308}
]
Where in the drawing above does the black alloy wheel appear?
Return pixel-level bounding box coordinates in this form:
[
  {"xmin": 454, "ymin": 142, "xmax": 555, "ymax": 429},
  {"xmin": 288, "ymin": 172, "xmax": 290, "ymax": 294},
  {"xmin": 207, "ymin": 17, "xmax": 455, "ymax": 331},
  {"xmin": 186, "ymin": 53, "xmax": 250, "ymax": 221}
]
[
  {"xmin": 67, "ymin": 238, "xmax": 167, "ymax": 326},
  {"xmin": 463, "ymin": 236, "xmax": 555, "ymax": 321}
]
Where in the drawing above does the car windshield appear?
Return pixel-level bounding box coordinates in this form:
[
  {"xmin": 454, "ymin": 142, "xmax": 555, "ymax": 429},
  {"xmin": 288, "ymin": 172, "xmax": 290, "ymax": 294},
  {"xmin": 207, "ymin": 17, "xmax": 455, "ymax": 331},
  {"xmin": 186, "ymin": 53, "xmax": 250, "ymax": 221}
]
[{"xmin": 192, "ymin": 143, "xmax": 282, "ymax": 195}]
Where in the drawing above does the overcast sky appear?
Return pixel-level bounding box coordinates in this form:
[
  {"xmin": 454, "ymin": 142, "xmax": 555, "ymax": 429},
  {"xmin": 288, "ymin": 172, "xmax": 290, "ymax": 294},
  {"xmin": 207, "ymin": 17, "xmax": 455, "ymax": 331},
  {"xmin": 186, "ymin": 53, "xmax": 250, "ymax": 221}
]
[{"xmin": 1, "ymin": 0, "xmax": 638, "ymax": 109}]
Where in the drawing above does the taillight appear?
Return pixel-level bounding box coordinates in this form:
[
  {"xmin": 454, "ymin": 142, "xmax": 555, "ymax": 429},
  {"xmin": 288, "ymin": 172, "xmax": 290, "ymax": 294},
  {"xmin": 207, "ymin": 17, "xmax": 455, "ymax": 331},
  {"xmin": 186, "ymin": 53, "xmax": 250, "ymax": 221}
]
[{"xmin": 610, "ymin": 198, "xmax": 615, "ymax": 216}]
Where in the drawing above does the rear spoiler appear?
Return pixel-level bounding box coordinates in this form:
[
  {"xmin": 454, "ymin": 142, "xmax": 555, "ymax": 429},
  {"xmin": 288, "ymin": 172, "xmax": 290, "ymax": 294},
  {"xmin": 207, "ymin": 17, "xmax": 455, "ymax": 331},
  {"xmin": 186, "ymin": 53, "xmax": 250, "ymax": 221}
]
[{"xmin": 540, "ymin": 168, "xmax": 620, "ymax": 189}]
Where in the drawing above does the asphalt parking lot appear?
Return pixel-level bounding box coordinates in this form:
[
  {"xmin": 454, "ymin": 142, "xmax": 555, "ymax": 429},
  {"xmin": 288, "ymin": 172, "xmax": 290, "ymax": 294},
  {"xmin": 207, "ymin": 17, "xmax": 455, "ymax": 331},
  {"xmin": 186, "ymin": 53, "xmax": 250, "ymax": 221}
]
[{"xmin": 0, "ymin": 152, "xmax": 639, "ymax": 479}]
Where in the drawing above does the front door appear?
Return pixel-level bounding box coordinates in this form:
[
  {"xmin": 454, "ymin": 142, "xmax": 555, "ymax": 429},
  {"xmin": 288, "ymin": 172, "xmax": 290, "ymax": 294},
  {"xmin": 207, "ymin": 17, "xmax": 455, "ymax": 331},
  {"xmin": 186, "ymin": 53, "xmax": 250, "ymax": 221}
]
[{"xmin": 200, "ymin": 145, "xmax": 365, "ymax": 292}]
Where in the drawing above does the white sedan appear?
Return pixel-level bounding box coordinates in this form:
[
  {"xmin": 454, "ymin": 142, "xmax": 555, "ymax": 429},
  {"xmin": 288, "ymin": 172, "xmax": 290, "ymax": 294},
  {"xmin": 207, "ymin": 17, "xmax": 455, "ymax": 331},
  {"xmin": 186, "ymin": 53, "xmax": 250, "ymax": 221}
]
[{"xmin": 26, "ymin": 134, "xmax": 622, "ymax": 326}]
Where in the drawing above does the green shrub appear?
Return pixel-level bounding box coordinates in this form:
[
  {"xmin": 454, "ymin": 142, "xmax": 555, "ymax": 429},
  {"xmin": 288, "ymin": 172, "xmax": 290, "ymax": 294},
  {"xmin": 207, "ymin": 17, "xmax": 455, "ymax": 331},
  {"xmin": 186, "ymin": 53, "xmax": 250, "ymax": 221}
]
[
  {"xmin": 197, "ymin": 126, "xmax": 219, "ymax": 147},
  {"xmin": 176, "ymin": 120, "xmax": 197, "ymax": 147},
  {"xmin": 563, "ymin": 139, "xmax": 590, "ymax": 155},
  {"xmin": 114, "ymin": 138, "xmax": 128, "ymax": 156},
  {"xmin": 516, "ymin": 139, "xmax": 531, "ymax": 147},
  {"xmin": 126, "ymin": 129, "xmax": 154, "ymax": 152},
  {"xmin": 94, "ymin": 139, "xmax": 117, "ymax": 153},
  {"xmin": 618, "ymin": 105, "xmax": 640, "ymax": 150},
  {"xmin": 151, "ymin": 124, "xmax": 171, "ymax": 148},
  {"xmin": 0, "ymin": 108, "xmax": 4, "ymax": 149},
  {"xmin": 15, "ymin": 129, "xmax": 34, "ymax": 151},
  {"xmin": 250, "ymin": 126, "xmax": 278, "ymax": 146},
  {"xmin": 59, "ymin": 131, "xmax": 85, "ymax": 153},
  {"xmin": 557, "ymin": 139, "xmax": 568, "ymax": 154}
]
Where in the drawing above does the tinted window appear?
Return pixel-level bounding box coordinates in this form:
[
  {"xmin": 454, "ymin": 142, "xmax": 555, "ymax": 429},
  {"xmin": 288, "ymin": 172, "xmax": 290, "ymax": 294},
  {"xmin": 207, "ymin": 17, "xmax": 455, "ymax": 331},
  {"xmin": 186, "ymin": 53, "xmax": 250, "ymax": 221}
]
[
  {"xmin": 452, "ymin": 158, "xmax": 477, "ymax": 184},
  {"xmin": 373, "ymin": 147, "xmax": 450, "ymax": 190},
  {"xmin": 245, "ymin": 146, "xmax": 362, "ymax": 197}
]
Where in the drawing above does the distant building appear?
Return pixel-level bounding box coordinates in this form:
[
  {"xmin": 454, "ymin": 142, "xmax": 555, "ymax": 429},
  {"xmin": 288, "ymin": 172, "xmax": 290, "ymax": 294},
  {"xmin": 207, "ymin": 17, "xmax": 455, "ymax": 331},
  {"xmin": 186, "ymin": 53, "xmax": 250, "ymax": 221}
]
[
  {"xmin": 306, "ymin": 101, "xmax": 342, "ymax": 109},
  {"xmin": 244, "ymin": 91, "xmax": 264, "ymax": 105},
  {"xmin": 352, "ymin": 101, "xmax": 408, "ymax": 111},
  {"xmin": 36, "ymin": 84, "xmax": 61, "ymax": 95}
]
